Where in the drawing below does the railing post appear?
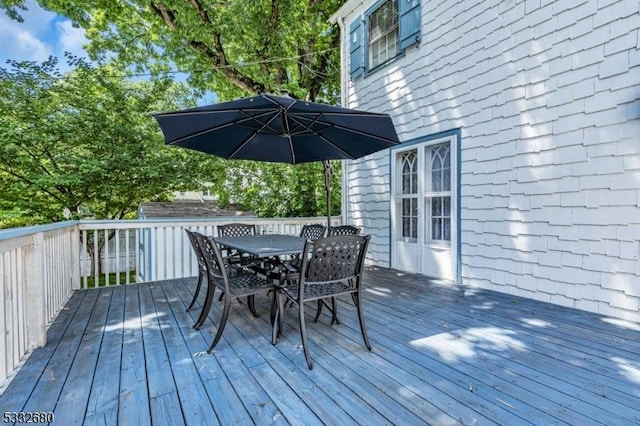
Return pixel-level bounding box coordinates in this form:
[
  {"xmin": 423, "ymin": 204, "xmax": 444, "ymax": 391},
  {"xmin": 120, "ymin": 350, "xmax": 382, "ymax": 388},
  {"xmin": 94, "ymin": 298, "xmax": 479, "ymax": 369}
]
[
  {"xmin": 70, "ymin": 225, "xmax": 81, "ymax": 290},
  {"xmin": 24, "ymin": 232, "xmax": 47, "ymax": 349}
]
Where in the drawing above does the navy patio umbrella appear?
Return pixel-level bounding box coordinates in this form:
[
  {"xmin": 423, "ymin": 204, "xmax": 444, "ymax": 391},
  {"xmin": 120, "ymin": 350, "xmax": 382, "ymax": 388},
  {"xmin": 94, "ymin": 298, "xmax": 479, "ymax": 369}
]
[{"xmin": 154, "ymin": 93, "xmax": 400, "ymax": 227}]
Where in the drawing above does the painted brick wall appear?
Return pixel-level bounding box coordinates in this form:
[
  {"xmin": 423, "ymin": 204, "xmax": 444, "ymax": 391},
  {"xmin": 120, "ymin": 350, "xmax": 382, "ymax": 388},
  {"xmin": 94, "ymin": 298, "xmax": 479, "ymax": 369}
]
[{"xmin": 338, "ymin": 0, "xmax": 640, "ymax": 321}]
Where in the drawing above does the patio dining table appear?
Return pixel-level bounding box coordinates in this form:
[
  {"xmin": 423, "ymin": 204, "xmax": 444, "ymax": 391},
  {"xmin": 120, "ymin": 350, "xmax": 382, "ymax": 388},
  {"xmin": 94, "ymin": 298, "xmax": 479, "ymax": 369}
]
[
  {"xmin": 215, "ymin": 234, "xmax": 307, "ymax": 259},
  {"xmin": 214, "ymin": 234, "xmax": 307, "ymax": 324}
]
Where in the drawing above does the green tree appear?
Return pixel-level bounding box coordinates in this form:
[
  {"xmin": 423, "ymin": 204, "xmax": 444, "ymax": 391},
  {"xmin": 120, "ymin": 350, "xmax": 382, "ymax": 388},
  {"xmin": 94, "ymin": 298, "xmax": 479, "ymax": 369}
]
[
  {"xmin": 0, "ymin": 56, "xmax": 212, "ymax": 227},
  {"xmin": 1, "ymin": 0, "xmax": 345, "ymax": 218},
  {"xmin": 29, "ymin": 0, "xmax": 343, "ymax": 102}
]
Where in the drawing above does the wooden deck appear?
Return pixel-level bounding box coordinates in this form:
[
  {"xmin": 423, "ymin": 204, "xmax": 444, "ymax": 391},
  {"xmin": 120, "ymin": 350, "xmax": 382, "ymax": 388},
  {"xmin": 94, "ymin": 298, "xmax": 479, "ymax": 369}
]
[{"xmin": 1, "ymin": 267, "xmax": 639, "ymax": 425}]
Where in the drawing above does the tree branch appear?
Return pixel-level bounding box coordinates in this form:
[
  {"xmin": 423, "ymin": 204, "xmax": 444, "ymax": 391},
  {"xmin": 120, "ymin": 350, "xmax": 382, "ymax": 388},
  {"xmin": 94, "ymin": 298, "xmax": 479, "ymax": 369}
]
[{"xmin": 151, "ymin": 1, "xmax": 265, "ymax": 94}]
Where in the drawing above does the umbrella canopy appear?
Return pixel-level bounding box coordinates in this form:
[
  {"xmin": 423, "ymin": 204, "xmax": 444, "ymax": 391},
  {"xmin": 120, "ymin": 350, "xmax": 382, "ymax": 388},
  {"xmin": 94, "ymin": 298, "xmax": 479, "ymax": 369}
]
[{"xmin": 154, "ymin": 93, "xmax": 400, "ymax": 227}]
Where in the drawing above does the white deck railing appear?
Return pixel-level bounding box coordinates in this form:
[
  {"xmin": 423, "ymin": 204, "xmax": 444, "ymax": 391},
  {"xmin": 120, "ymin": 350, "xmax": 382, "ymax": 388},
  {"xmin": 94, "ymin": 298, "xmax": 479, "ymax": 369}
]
[{"xmin": 0, "ymin": 216, "xmax": 339, "ymax": 387}]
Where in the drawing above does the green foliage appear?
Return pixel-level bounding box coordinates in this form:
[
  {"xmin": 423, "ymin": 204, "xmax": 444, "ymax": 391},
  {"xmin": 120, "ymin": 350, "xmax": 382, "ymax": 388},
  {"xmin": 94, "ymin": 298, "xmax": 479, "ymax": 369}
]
[
  {"xmin": 30, "ymin": 0, "xmax": 344, "ymax": 103},
  {"xmin": 213, "ymin": 161, "xmax": 341, "ymax": 218},
  {"xmin": 0, "ymin": 56, "xmax": 210, "ymax": 228}
]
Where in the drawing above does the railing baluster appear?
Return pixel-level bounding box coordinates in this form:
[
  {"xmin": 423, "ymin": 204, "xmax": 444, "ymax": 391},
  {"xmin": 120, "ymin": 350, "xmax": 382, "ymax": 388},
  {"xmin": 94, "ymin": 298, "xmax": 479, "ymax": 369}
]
[
  {"xmin": 115, "ymin": 229, "xmax": 120, "ymax": 285},
  {"xmin": 82, "ymin": 230, "xmax": 87, "ymax": 289}
]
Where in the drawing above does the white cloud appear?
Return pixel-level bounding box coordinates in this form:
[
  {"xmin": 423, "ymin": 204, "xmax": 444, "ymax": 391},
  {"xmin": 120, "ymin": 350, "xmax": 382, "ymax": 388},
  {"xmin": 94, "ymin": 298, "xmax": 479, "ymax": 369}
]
[
  {"xmin": 0, "ymin": 0, "xmax": 88, "ymax": 68},
  {"xmin": 0, "ymin": 22, "xmax": 51, "ymax": 62},
  {"xmin": 0, "ymin": 1, "xmax": 55, "ymax": 63},
  {"xmin": 56, "ymin": 20, "xmax": 88, "ymax": 57}
]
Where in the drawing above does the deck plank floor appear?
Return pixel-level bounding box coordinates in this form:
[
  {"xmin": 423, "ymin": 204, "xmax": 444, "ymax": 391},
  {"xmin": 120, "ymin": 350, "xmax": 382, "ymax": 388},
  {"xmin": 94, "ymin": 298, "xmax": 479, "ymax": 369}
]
[{"xmin": 1, "ymin": 267, "xmax": 639, "ymax": 425}]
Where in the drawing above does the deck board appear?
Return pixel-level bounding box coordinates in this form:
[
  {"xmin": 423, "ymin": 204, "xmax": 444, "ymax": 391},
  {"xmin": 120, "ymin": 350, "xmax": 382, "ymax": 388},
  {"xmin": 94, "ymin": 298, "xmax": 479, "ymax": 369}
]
[{"xmin": 1, "ymin": 267, "xmax": 639, "ymax": 425}]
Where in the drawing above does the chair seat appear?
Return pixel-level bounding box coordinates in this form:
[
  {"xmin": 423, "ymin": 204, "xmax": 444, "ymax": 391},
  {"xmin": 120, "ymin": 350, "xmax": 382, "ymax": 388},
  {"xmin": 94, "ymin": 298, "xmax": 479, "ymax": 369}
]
[
  {"xmin": 227, "ymin": 271, "xmax": 273, "ymax": 297},
  {"xmin": 283, "ymin": 280, "xmax": 355, "ymax": 302}
]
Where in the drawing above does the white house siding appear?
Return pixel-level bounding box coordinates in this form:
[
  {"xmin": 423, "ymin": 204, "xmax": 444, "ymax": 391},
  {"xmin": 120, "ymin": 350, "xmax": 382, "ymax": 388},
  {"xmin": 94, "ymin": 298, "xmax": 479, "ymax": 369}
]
[{"xmin": 334, "ymin": 0, "xmax": 640, "ymax": 321}]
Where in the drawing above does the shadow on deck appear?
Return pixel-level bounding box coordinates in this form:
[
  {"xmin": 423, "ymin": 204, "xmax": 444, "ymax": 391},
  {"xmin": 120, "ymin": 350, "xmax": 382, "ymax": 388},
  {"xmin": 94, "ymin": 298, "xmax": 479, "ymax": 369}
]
[{"xmin": 1, "ymin": 267, "xmax": 639, "ymax": 425}]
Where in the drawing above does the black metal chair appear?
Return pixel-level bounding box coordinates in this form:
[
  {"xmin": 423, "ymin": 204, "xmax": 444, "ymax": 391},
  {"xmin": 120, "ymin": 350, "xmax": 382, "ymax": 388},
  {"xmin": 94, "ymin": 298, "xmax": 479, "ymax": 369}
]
[
  {"xmin": 286, "ymin": 224, "xmax": 326, "ymax": 269},
  {"xmin": 217, "ymin": 223, "xmax": 256, "ymax": 237},
  {"xmin": 193, "ymin": 232, "xmax": 274, "ymax": 352},
  {"xmin": 187, "ymin": 228, "xmax": 252, "ymax": 328},
  {"xmin": 314, "ymin": 225, "xmax": 361, "ymax": 322},
  {"xmin": 272, "ymin": 234, "xmax": 372, "ymax": 369},
  {"xmin": 327, "ymin": 225, "xmax": 361, "ymax": 236},
  {"xmin": 217, "ymin": 223, "xmax": 257, "ymax": 265},
  {"xmin": 184, "ymin": 229, "xmax": 208, "ymax": 313},
  {"xmin": 300, "ymin": 224, "xmax": 326, "ymax": 239}
]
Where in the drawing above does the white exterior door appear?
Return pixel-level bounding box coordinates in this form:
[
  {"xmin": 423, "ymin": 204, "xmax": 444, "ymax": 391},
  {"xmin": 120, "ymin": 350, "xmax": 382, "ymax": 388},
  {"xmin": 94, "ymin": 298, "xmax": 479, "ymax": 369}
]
[{"xmin": 391, "ymin": 134, "xmax": 459, "ymax": 282}]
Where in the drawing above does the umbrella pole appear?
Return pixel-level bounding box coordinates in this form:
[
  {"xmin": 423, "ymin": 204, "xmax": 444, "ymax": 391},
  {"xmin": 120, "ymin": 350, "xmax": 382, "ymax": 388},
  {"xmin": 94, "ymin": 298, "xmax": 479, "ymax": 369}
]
[{"xmin": 323, "ymin": 160, "xmax": 332, "ymax": 229}]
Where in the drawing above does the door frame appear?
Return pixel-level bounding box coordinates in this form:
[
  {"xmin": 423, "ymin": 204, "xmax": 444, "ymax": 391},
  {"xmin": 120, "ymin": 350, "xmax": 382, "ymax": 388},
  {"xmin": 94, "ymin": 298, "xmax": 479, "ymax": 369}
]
[{"xmin": 389, "ymin": 128, "xmax": 462, "ymax": 283}]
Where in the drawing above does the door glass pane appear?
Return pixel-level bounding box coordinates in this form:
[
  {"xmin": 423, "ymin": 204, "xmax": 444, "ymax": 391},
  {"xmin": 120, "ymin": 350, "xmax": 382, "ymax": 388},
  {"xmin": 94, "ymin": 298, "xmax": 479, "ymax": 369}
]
[
  {"xmin": 443, "ymin": 218, "xmax": 451, "ymax": 240},
  {"xmin": 432, "ymin": 218, "xmax": 441, "ymax": 240},
  {"xmin": 432, "ymin": 197, "xmax": 441, "ymax": 216},
  {"xmin": 400, "ymin": 198, "xmax": 417, "ymax": 239},
  {"xmin": 401, "ymin": 150, "xmax": 417, "ymax": 195},
  {"xmin": 432, "ymin": 170, "xmax": 441, "ymax": 192},
  {"xmin": 428, "ymin": 195, "xmax": 451, "ymax": 243},
  {"xmin": 398, "ymin": 149, "xmax": 419, "ymax": 240},
  {"xmin": 431, "ymin": 144, "xmax": 451, "ymax": 192}
]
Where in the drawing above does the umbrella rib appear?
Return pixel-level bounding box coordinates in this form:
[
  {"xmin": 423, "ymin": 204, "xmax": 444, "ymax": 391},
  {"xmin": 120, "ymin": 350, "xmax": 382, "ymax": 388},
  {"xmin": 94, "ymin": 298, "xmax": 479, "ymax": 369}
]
[
  {"xmin": 287, "ymin": 114, "xmax": 355, "ymax": 159},
  {"xmin": 228, "ymin": 108, "xmax": 285, "ymax": 159},
  {"xmin": 283, "ymin": 101, "xmax": 297, "ymax": 163},
  {"xmin": 290, "ymin": 113, "xmax": 399, "ymax": 144}
]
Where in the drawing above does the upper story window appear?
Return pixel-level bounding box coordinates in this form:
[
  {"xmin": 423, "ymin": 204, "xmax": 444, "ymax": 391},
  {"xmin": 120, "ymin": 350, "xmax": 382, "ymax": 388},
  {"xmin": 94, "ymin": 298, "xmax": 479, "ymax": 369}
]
[
  {"xmin": 350, "ymin": 0, "xmax": 421, "ymax": 79},
  {"xmin": 368, "ymin": 1, "xmax": 399, "ymax": 69}
]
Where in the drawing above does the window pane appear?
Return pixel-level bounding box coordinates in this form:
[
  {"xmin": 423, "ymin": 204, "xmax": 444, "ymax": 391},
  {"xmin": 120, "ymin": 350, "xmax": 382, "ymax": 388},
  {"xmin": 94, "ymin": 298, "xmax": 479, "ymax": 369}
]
[
  {"xmin": 432, "ymin": 151, "xmax": 442, "ymax": 170},
  {"xmin": 443, "ymin": 170, "xmax": 451, "ymax": 191},
  {"xmin": 411, "ymin": 198, "xmax": 418, "ymax": 216},
  {"xmin": 443, "ymin": 197, "xmax": 451, "ymax": 215},
  {"xmin": 411, "ymin": 217, "xmax": 418, "ymax": 239},
  {"xmin": 403, "ymin": 218, "xmax": 410, "ymax": 237},
  {"xmin": 411, "ymin": 171, "xmax": 417, "ymax": 193},
  {"xmin": 402, "ymin": 199, "xmax": 410, "ymax": 215},
  {"xmin": 443, "ymin": 218, "xmax": 451, "ymax": 241},
  {"xmin": 432, "ymin": 198, "xmax": 441, "ymax": 216},
  {"xmin": 432, "ymin": 170, "xmax": 441, "ymax": 192},
  {"xmin": 401, "ymin": 150, "xmax": 417, "ymax": 194},
  {"xmin": 432, "ymin": 218, "xmax": 441, "ymax": 240}
]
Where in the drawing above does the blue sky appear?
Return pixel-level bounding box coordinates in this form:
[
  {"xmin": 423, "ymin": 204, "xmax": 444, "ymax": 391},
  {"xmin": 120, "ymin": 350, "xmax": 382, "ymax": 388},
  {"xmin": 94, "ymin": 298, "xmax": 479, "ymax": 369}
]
[{"xmin": 0, "ymin": 0, "xmax": 89, "ymax": 70}]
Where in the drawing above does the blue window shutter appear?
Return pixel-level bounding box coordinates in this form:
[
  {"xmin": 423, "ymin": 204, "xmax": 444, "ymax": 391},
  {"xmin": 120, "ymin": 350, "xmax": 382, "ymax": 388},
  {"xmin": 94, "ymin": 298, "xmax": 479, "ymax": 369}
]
[
  {"xmin": 399, "ymin": 0, "xmax": 421, "ymax": 50},
  {"xmin": 349, "ymin": 18, "xmax": 364, "ymax": 79}
]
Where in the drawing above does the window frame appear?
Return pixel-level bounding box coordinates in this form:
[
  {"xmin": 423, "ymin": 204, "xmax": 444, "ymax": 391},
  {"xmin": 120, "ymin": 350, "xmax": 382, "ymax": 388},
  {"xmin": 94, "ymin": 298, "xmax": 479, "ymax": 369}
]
[
  {"xmin": 366, "ymin": 0, "xmax": 401, "ymax": 71},
  {"xmin": 350, "ymin": 0, "xmax": 421, "ymax": 79}
]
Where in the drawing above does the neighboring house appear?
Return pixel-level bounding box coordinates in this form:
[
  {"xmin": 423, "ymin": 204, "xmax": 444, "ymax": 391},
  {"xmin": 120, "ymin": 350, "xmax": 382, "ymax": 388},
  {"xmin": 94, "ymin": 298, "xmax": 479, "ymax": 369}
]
[
  {"xmin": 331, "ymin": 0, "xmax": 639, "ymax": 321},
  {"xmin": 138, "ymin": 200, "xmax": 255, "ymax": 219}
]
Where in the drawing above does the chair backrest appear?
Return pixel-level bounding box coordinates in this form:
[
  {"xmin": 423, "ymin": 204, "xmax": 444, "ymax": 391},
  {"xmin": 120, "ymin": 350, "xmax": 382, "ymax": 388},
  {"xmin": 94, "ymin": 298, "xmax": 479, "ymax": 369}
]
[
  {"xmin": 300, "ymin": 235, "xmax": 370, "ymax": 285},
  {"xmin": 185, "ymin": 229, "xmax": 206, "ymax": 270},
  {"xmin": 192, "ymin": 232, "xmax": 230, "ymax": 291},
  {"xmin": 299, "ymin": 224, "xmax": 326, "ymax": 240},
  {"xmin": 327, "ymin": 225, "xmax": 361, "ymax": 236},
  {"xmin": 217, "ymin": 223, "xmax": 256, "ymax": 237}
]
